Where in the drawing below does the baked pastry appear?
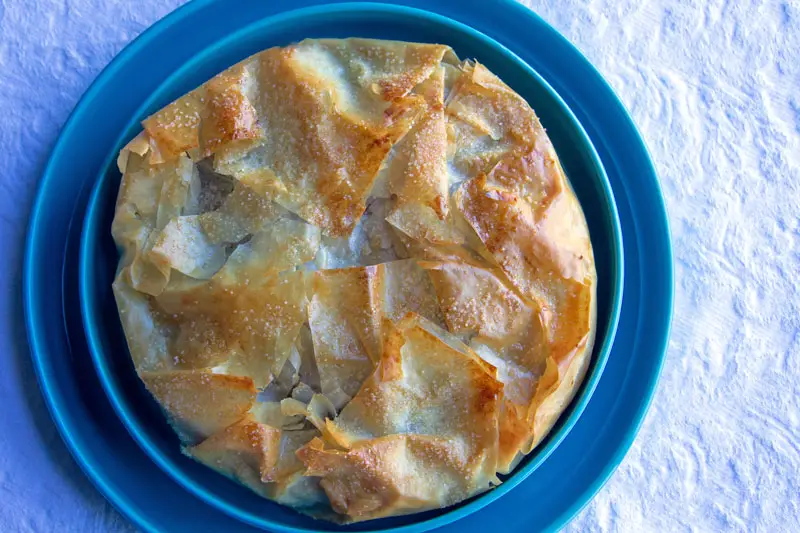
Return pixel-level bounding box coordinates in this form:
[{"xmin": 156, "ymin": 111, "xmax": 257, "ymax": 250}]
[{"xmin": 111, "ymin": 38, "xmax": 596, "ymax": 522}]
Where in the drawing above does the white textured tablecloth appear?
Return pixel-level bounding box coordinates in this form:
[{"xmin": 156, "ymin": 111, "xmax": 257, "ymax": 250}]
[{"xmin": 2, "ymin": 1, "xmax": 798, "ymax": 531}]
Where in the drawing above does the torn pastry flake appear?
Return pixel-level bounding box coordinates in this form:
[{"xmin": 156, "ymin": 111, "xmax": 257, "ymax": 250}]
[
  {"xmin": 139, "ymin": 369, "xmax": 256, "ymax": 444},
  {"xmin": 186, "ymin": 415, "xmax": 328, "ymax": 508},
  {"xmin": 150, "ymin": 270, "xmax": 310, "ymax": 389},
  {"xmin": 307, "ymin": 265, "xmax": 383, "ymax": 400}
]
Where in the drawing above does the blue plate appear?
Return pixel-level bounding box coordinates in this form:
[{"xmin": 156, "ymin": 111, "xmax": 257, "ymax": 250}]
[
  {"xmin": 79, "ymin": 3, "xmax": 622, "ymax": 532},
  {"xmin": 24, "ymin": 1, "xmax": 672, "ymax": 532}
]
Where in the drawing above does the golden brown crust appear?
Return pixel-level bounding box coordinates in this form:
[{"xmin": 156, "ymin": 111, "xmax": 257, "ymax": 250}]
[
  {"xmin": 303, "ymin": 314, "xmax": 502, "ymax": 521},
  {"xmin": 298, "ymin": 433, "xmax": 494, "ymax": 522},
  {"xmin": 421, "ymin": 261, "xmax": 530, "ymax": 341},
  {"xmin": 419, "ymin": 261, "xmax": 552, "ymax": 473},
  {"xmin": 227, "ymin": 46, "xmax": 416, "ymax": 236},
  {"xmin": 322, "ymin": 314, "xmax": 502, "ymax": 448},
  {"xmin": 308, "ymin": 266, "xmax": 383, "ymax": 399},
  {"xmin": 380, "ymin": 65, "xmax": 455, "ymax": 244},
  {"xmin": 132, "ymin": 39, "xmax": 451, "ymax": 237},
  {"xmin": 188, "ymin": 415, "xmax": 282, "ymax": 483},
  {"xmin": 141, "ymin": 89, "xmax": 204, "ymax": 164},
  {"xmin": 198, "ymin": 64, "xmax": 261, "ymax": 159},
  {"xmin": 112, "ymin": 38, "xmax": 597, "ymax": 522},
  {"xmin": 377, "ymin": 259, "xmax": 445, "ymax": 326},
  {"xmin": 140, "ymin": 370, "xmax": 256, "ymax": 444},
  {"xmin": 187, "ymin": 417, "xmax": 326, "ymax": 506}
]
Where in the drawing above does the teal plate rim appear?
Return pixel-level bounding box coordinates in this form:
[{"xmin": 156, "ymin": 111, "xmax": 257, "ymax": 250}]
[
  {"xmin": 23, "ymin": 0, "xmax": 673, "ymax": 532},
  {"xmin": 79, "ymin": 3, "xmax": 623, "ymax": 532}
]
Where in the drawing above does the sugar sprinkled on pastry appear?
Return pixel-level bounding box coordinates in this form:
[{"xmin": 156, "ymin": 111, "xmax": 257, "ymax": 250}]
[{"xmin": 111, "ymin": 37, "xmax": 596, "ymax": 522}]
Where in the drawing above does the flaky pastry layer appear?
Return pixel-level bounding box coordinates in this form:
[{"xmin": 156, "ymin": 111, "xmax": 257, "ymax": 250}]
[{"xmin": 111, "ymin": 38, "xmax": 596, "ymax": 523}]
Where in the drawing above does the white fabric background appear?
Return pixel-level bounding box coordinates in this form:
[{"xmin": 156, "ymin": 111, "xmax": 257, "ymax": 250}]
[{"xmin": 1, "ymin": 0, "xmax": 798, "ymax": 531}]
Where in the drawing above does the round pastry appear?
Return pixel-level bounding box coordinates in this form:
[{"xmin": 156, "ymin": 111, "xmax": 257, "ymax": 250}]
[{"xmin": 111, "ymin": 38, "xmax": 596, "ymax": 523}]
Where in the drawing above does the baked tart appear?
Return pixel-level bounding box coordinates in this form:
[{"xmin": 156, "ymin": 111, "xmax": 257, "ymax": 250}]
[{"xmin": 111, "ymin": 38, "xmax": 596, "ymax": 522}]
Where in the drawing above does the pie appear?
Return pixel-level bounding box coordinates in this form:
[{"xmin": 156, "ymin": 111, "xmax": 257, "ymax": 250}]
[{"xmin": 111, "ymin": 38, "xmax": 596, "ymax": 523}]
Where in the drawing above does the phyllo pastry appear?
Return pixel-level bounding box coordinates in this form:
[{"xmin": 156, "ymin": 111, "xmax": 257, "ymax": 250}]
[{"xmin": 111, "ymin": 38, "xmax": 596, "ymax": 522}]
